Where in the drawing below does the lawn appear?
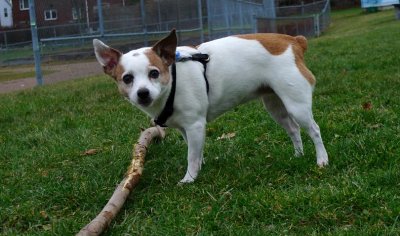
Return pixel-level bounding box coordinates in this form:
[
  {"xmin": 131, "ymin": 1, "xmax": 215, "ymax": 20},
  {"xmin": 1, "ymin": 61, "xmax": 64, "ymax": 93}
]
[
  {"xmin": 0, "ymin": 70, "xmax": 38, "ymax": 83},
  {"xmin": 0, "ymin": 68, "xmax": 55, "ymax": 83},
  {"xmin": 1, "ymin": 8, "xmax": 400, "ymax": 235},
  {"xmin": 0, "ymin": 47, "xmax": 33, "ymax": 64}
]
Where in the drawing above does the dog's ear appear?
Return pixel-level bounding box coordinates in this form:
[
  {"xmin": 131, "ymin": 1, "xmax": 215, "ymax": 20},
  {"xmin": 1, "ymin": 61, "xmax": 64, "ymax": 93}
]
[
  {"xmin": 93, "ymin": 39, "xmax": 122, "ymax": 76},
  {"xmin": 152, "ymin": 29, "xmax": 177, "ymax": 66}
]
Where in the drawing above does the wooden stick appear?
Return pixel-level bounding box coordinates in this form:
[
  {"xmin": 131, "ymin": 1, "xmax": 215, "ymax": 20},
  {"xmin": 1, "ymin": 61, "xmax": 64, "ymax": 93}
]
[{"xmin": 77, "ymin": 126, "xmax": 166, "ymax": 236}]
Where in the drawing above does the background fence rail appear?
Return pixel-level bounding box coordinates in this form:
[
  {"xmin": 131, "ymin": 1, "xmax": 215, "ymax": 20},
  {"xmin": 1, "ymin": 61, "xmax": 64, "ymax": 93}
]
[
  {"xmin": 257, "ymin": 0, "xmax": 330, "ymax": 37},
  {"xmin": 0, "ymin": 0, "xmax": 330, "ymax": 83}
]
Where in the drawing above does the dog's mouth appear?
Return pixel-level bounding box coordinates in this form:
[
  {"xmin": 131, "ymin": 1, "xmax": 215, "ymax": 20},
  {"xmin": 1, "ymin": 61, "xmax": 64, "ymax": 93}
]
[{"xmin": 138, "ymin": 98, "xmax": 152, "ymax": 107}]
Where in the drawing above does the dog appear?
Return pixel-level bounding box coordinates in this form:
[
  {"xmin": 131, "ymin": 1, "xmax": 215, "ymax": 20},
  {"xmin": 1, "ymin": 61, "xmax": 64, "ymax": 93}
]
[{"xmin": 93, "ymin": 29, "xmax": 328, "ymax": 183}]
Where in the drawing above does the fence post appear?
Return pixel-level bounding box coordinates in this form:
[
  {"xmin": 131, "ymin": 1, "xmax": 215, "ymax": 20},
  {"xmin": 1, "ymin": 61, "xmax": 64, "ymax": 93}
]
[
  {"xmin": 224, "ymin": 3, "xmax": 231, "ymax": 35},
  {"xmin": 28, "ymin": 0, "xmax": 42, "ymax": 86},
  {"xmin": 263, "ymin": 0, "xmax": 276, "ymax": 18},
  {"xmin": 97, "ymin": 0, "xmax": 104, "ymax": 38},
  {"xmin": 239, "ymin": 2, "xmax": 244, "ymax": 34},
  {"xmin": 175, "ymin": 0, "xmax": 182, "ymax": 41},
  {"xmin": 197, "ymin": 0, "xmax": 204, "ymax": 43},
  {"xmin": 207, "ymin": 0, "xmax": 212, "ymax": 40},
  {"xmin": 140, "ymin": 0, "xmax": 148, "ymax": 46},
  {"xmin": 263, "ymin": 0, "xmax": 276, "ymax": 33},
  {"xmin": 85, "ymin": 0, "xmax": 90, "ymax": 30},
  {"xmin": 3, "ymin": 32, "xmax": 7, "ymax": 49},
  {"xmin": 157, "ymin": 0, "xmax": 161, "ymax": 31},
  {"xmin": 314, "ymin": 14, "xmax": 320, "ymax": 37}
]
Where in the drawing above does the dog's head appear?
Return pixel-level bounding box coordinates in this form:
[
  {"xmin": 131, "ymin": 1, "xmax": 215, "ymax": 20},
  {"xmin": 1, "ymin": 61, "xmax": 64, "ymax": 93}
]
[{"xmin": 93, "ymin": 29, "xmax": 177, "ymax": 108}]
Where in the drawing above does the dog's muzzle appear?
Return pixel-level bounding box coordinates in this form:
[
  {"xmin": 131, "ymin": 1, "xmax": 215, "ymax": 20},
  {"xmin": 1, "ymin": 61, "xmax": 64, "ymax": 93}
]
[{"xmin": 137, "ymin": 88, "xmax": 152, "ymax": 107}]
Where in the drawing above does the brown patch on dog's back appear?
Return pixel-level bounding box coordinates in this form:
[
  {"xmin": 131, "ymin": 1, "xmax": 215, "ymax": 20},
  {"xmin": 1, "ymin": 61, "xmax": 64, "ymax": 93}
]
[
  {"xmin": 236, "ymin": 33, "xmax": 315, "ymax": 85},
  {"xmin": 237, "ymin": 33, "xmax": 292, "ymax": 55},
  {"xmin": 144, "ymin": 49, "xmax": 170, "ymax": 85},
  {"xmin": 294, "ymin": 35, "xmax": 307, "ymax": 52},
  {"xmin": 293, "ymin": 49, "xmax": 315, "ymax": 86},
  {"xmin": 291, "ymin": 36, "xmax": 315, "ymax": 86}
]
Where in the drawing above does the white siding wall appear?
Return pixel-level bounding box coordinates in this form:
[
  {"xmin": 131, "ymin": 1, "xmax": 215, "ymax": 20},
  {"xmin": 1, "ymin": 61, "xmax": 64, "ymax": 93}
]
[{"xmin": 0, "ymin": 0, "xmax": 13, "ymax": 28}]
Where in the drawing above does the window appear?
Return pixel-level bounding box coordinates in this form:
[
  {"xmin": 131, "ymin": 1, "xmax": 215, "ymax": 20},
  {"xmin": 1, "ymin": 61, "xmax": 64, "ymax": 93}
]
[
  {"xmin": 19, "ymin": 0, "xmax": 29, "ymax": 10},
  {"xmin": 72, "ymin": 8, "xmax": 82, "ymax": 20},
  {"xmin": 44, "ymin": 9, "xmax": 57, "ymax": 21},
  {"xmin": 4, "ymin": 8, "xmax": 8, "ymax": 18}
]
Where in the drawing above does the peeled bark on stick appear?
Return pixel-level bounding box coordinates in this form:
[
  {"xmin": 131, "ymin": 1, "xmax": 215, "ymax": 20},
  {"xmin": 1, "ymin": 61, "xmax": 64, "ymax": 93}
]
[{"xmin": 77, "ymin": 126, "xmax": 166, "ymax": 236}]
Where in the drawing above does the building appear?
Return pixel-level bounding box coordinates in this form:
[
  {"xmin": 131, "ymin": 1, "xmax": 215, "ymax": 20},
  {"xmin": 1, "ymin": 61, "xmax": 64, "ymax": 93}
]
[
  {"xmin": 10, "ymin": 0, "xmax": 127, "ymax": 29},
  {"xmin": 0, "ymin": 0, "xmax": 13, "ymax": 28},
  {"xmin": 1, "ymin": 0, "xmax": 130, "ymax": 47},
  {"xmin": 361, "ymin": 0, "xmax": 398, "ymax": 8},
  {"xmin": 11, "ymin": 0, "xmax": 29, "ymax": 28}
]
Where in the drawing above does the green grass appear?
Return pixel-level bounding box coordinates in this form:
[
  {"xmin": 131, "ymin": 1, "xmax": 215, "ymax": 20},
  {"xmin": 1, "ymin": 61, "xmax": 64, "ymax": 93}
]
[
  {"xmin": 0, "ymin": 47, "xmax": 33, "ymax": 63},
  {"xmin": 0, "ymin": 69, "xmax": 55, "ymax": 82},
  {"xmin": 0, "ymin": 70, "xmax": 36, "ymax": 82},
  {"xmin": 1, "ymin": 8, "xmax": 400, "ymax": 235}
]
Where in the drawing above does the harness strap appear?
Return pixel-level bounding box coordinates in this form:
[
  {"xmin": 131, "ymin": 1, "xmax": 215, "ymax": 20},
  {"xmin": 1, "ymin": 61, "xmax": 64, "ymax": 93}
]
[
  {"xmin": 175, "ymin": 52, "xmax": 209, "ymax": 93},
  {"xmin": 190, "ymin": 53, "xmax": 210, "ymax": 93},
  {"xmin": 154, "ymin": 63, "xmax": 176, "ymax": 127},
  {"xmin": 154, "ymin": 53, "xmax": 210, "ymax": 127}
]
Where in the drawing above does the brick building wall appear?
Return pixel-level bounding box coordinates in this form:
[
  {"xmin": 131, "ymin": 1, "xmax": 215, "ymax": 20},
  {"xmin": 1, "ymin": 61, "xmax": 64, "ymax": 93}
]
[
  {"xmin": 12, "ymin": 0, "xmax": 29, "ymax": 28},
  {"xmin": 330, "ymin": 0, "xmax": 360, "ymax": 9},
  {"xmin": 276, "ymin": 0, "xmax": 361, "ymax": 9}
]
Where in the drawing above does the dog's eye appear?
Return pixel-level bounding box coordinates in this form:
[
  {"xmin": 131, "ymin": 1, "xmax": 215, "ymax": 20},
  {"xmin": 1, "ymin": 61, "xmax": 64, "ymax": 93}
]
[
  {"xmin": 149, "ymin": 70, "xmax": 159, "ymax": 79},
  {"xmin": 122, "ymin": 74, "xmax": 134, "ymax": 84}
]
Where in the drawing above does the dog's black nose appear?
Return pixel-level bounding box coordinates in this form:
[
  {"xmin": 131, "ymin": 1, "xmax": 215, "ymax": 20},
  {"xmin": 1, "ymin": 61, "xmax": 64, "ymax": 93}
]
[{"xmin": 137, "ymin": 88, "xmax": 150, "ymax": 99}]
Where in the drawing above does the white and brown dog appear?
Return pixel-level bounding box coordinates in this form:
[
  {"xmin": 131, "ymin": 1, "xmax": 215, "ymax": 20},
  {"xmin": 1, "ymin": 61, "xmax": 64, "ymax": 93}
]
[{"xmin": 93, "ymin": 29, "xmax": 328, "ymax": 183}]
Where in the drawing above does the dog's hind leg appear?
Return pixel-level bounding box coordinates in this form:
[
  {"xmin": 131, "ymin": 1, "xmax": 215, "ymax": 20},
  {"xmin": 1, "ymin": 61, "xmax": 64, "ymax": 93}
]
[
  {"xmin": 179, "ymin": 119, "xmax": 206, "ymax": 183},
  {"xmin": 262, "ymin": 92, "xmax": 304, "ymax": 157},
  {"xmin": 275, "ymin": 88, "xmax": 328, "ymax": 167}
]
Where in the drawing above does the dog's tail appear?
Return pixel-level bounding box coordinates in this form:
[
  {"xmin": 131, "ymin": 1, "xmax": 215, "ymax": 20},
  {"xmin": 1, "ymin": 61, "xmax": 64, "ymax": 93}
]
[{"xmin": 295, "ymin": 36, "xmax": 308, "ymax": 53}]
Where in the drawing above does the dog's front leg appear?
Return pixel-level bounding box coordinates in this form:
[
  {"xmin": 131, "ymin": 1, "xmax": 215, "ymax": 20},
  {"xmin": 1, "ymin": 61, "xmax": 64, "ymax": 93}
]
[{"xmin": 179, "ymin": 120, "xmax": 206, "ymax": 183}]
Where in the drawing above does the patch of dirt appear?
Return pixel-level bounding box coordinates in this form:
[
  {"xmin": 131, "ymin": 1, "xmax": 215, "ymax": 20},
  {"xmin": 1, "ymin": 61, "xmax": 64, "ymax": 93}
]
[{"xmin": 0, "ymin": 61, "xmax": 103, "ymax": 94}]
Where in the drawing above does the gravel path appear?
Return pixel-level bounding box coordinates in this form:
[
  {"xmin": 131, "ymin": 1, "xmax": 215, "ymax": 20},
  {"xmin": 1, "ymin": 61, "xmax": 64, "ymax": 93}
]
[{"xmin": 0, "ymin": 61, "xmax": 103, "ymax": 94}]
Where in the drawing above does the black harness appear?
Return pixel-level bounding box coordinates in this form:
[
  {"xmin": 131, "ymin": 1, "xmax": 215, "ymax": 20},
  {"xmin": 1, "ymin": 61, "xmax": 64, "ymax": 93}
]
[{"xmin": 154, "ymin": 53, "xmax": 210, "ymax": 127}]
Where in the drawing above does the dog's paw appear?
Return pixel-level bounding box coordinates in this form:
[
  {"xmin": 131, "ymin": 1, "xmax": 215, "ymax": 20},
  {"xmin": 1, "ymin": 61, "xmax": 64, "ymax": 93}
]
[
  {"xmin": 317, "ymin": 155, "xmax": 329, "ymax": 167},
  {"xmin": 178, "ymin": 172, "xmax": 196, "ymax": 184},
  {"xmin": 294, "ymin": 149, "xmax": 304, "ymax": 157},
  {"xmin": 178, "ymin": 177, "xmax": 195, "ymax": 185}
]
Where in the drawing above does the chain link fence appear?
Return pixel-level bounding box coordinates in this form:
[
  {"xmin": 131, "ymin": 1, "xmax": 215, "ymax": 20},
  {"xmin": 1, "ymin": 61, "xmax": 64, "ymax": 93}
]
[
  {"xmin": 0, "ymin": 0, "xmax": 330, "ymax": 84},
  {"xmin": 257, "ymin": 0, "xmax": 330, "ymax": 37},
  {"xmin": 207, "ymin": 0, "xmax": 266, "ymax": 39}
]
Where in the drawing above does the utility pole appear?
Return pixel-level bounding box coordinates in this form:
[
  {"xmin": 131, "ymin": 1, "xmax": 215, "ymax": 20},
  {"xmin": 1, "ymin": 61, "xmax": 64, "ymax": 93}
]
[
  {"xmin": 140, "ymin": 0, "xmax": 148, "ymax": 46},
  {"xmin": 85, "ymin": 0, "xmax": 90, "ymax": 30},
  {"xmin": 97, "ymin": 0, "xmax": 104, "ymax": 38},
  {"xmin": 28, "ymin": 0, "xmax": 42, "ymax": 86},
  {"xmin": 197, "ymin": 0, "xmax": 204, "ymax": 43},
  {"xmin": 263, "ymin": 0, "xmax": 276, "ymax": 33},
  {"xmin": 176, "ymin": 0, "xmax": 181, "ymax": 41}
]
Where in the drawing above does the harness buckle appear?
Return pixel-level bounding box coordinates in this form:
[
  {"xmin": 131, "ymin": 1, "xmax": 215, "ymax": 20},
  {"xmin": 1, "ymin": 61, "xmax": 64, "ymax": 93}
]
[{"xmin": 191, "ymin": 53, "xmax": 209, "ymax": 63}]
